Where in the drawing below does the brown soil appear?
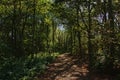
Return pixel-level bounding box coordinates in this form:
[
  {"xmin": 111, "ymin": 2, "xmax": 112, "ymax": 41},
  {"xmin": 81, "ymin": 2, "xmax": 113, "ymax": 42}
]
[{"xmin": 35, "ymin": 53, "xmax": 116, "ymax": 80}]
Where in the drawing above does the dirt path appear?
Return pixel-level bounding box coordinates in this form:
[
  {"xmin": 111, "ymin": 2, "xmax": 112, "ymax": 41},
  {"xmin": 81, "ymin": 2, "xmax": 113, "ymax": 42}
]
[{"xmin": 36, "ymin": 53, "xmax": 114, "ymax": 80}]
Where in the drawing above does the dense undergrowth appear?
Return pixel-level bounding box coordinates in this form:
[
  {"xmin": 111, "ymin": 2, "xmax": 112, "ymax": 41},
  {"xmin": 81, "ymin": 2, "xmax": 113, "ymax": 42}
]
[{"xmin": 0, "ymin": 52, "xmax": 59, "ymax": 80}]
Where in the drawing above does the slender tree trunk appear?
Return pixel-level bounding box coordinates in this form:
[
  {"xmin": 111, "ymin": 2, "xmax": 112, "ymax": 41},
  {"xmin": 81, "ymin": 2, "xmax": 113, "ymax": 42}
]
[
  {"xmin": 108, "ymin": 0, "xmax": 115, "ymax": 68},
  {"xmin": 46, "ymin": 24, "xmax": 49, "ymax": 53},
  {"xmin": 32, "ymin": 0, "xmax": 36, "ymax": 54},
  {"xmin": 72, "ymin": 30, "xmax": 76, "ymax": 54},
  {"xmin": 76, "ymin": 0, "xmax": 82, "ymax": 55},
  {"xmin": 88, "ymin": 0, "xmax": 92, "ymax": 74},
  {"xmin": 103, "ymin": 0, "xmax": 107, "ymax": 48},
  {"xmin": 12, "ymin": 0, "xmax": 17, "ymax": 55},
  {"xmin": 71, "ymin": 26, "xmax": 73, "ymax": 54},
  {"xmin": 52, "ymin": 20, "xmax": 55, "ymax": 52},
  {"xmin": 18, "ymin": 0, "xmax": 24, "ymax": 56},
  {"xmin": 103, "ymin": 0, "xmax": 107, "ymax": 22}
]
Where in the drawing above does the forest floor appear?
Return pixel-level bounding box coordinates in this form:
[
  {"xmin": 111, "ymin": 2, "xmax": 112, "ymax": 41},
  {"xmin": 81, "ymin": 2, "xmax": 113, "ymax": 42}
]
[{"xmin": 36, "ymin": 53, "xmax": 115, "ymax": 80}]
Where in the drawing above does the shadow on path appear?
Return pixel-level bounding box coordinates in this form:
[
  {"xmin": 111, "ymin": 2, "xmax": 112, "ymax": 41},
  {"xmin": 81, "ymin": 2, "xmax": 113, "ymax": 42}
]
[{"xmin": 36, "ymin": 53, "xmax": 114, "ymax": 80}]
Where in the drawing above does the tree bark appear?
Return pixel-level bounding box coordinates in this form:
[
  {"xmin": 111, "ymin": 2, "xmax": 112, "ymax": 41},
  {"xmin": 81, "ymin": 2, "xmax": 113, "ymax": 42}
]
[{"xmin": 88, "ymin": 0, "xmax": 92, "ymax": 74}]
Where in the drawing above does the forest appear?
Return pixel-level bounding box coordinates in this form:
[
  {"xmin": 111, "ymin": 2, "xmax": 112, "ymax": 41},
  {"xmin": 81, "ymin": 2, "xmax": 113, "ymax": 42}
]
[{"xmin": 0, "ymin": 0, "xmax": 120, "ymax": 80}]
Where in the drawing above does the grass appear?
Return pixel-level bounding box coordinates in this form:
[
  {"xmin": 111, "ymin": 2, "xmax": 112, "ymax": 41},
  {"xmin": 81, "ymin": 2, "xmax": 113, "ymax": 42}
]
[{"xmin": 0, "ymin": 52, "xmax": 59, "ymax": 80}]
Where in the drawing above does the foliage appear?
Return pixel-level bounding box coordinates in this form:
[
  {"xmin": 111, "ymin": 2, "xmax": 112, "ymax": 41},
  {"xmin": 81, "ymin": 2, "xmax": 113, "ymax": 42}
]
[
  {"xmin": 0, "ymin": 0, "xmax": 120, "ymax": 79},
  {"xmin": 0, "ymin": 52, "xmax": 59, "ymax": 80}
]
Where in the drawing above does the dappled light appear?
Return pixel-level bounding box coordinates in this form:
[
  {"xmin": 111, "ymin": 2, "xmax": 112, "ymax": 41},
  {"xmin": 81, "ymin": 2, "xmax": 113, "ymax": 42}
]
[
  {"xmin": 0, "ymin": 0, "xmax": 120, "ymax": 80},
  {"xmin": 36, "ymin": 53, "xmax": 115, "ymax": 80}
]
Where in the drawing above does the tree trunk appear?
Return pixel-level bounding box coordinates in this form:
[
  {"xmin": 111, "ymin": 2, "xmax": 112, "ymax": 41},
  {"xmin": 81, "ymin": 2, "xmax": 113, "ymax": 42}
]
[
  {"xmin": 88, "ymin": 0, "xmax": 92, "ymax": 73},
  {"xmin": 76, "ymin": 0, "xmax": 82, "ymax": 55},
  {"xmin": 108, "ymin": 0, "xmax": 115, "ymax": 69},
  {"xmin": 12, "ymin": 0, "xmax": 17, "ymax": 55}
]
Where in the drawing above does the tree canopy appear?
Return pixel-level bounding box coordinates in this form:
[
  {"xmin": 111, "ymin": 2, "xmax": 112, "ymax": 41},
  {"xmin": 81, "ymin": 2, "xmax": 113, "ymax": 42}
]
[{"xmin": 0, "ymin": 0, "xmax": 120, "ymax": 80}]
